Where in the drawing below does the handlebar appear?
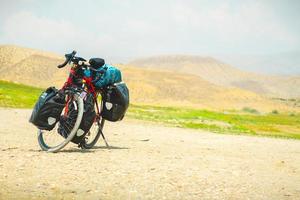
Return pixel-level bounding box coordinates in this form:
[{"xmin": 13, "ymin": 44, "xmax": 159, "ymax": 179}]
[
  {"xmin": 57, "ymin": 51, "xmax": 106, "ymax": 80},
  {"xmin": 57, "ymin": 50, "xmax": 77, "ymax": 68}
]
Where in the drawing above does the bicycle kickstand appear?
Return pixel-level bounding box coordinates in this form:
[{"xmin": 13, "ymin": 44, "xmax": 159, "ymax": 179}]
[
  {"xmin": 100, "ymin": 130, "xmax": 109, "ymax": 147},
  {"xmin": 100, "ymin": 119, "xmax": 109, "ymax": 148}
]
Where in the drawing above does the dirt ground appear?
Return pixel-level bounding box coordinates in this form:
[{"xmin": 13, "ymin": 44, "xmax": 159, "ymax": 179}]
[{"xmin": 0, "ymin": 108, "xmax": 300, "ymax": 200}]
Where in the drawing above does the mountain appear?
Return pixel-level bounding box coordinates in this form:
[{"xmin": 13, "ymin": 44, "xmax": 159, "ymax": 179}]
[
  {"xmin": 216, "ymin": 52, "xmax": 300, "ymax": 75},
  {"xmin": 0, "ymin": 45, "xmax": 61, "ymax": 71},
  {"xmin": 0, "ymin": 45, "xmax": 67, "ymax": 88},
  {"xmin": 0, "ymin": 45, "xmax": 298, "ymax": 112},
  {"xmin": 129, "ymin": 55, "xmax": 300, "ymax": 99},
  {"xmin": 118, "ymin": 65, "xmax": 289, "ymax": 111}
]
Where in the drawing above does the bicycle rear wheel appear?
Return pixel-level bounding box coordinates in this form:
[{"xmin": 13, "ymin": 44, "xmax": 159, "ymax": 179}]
[
  {"xmin": 81, "ymin": 118, "xmax": 105, "ymax": 149},
  {"xmin": 37, "ymin": 93, "xmax": 84, "ymax": 153}
]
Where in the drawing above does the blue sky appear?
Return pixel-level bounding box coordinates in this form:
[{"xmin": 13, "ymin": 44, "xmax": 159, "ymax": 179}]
[{"xmin": 0, "ymin": 0, "xmax": 299, "ymax": 73}]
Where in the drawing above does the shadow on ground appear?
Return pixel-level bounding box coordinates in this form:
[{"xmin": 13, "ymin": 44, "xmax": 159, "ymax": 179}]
[{"xmin": 92, "ymin": 145, "xmax": 129, "ymax": 150}]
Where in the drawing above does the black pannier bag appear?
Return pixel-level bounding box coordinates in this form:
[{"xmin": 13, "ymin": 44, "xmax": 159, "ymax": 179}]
[
  {"xmin": 101, "ymin": 82, "xmax": 129, "ymax": 122},
  {"xmin": 58, "ymin": 93, "xmax": 96, "ymax": 144},
  {"xmin": 29, "ymin": 87, "xmax": 65, "ymax": 130}
]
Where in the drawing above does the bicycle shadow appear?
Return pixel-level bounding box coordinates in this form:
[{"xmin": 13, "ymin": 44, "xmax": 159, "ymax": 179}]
[
  {"xmin": 92, "ymin": 145, "xmax": 129, "ymax": 150},
  {"xmin": 56, "ymin": 145, "xmax": 129, "ymax": 153},
  {"xmin": 26, "ymin": 146, "xmax": 129, "ymax": 153},
  {"xmin": 58, "ymin": 148, "xmax": 95, "ymax": 153},
  {"xmin": 27, "ymin": 148, "xmax": 94, "ymax": 153}
]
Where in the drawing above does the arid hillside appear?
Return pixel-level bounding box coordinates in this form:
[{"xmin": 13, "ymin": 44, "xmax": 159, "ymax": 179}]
[
  {"xmin": 0, "ymin": 45, "xmax": 62, "ymax": 72},
  {"xmin": 0, "ymin": 45, "xmax": 298, "ymax": 111},
  {"xmin": 0, "ymin": 45, "xmax": 68, "ymax": 88},
  {"xmin": 129, "ymin": 55, "xmax": 300, "ymax": 99},
  {"xmin": 119, "ymin": 65, "xmax": 295, "ymax": 111}
]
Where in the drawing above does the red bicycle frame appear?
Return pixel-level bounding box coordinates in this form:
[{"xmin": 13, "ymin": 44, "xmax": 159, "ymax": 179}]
[{"xmin": 62, "ymin": 66, "xmax": 101, "ymax": 117}]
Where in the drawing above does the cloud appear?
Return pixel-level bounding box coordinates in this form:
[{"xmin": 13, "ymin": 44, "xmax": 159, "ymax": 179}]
[
  {"xmin": 0, "ymin": 1, "xmax": 299, "ymax": 61},
  {"xmin": 169, "ymin": 1, "xmax": 299, "ymax": 49},
  {"xmin": 0, "ymin": 11, "xmax": 119, "ymax": 59},
  {"xmin": 3, "ymin": 12, "xmax": 68, "ymax": 42}
]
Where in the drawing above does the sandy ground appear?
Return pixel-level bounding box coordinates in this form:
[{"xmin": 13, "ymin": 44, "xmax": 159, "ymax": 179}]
[{"xmin": 0, "ymin": 109, "xmax": 300, "ymax": 200}]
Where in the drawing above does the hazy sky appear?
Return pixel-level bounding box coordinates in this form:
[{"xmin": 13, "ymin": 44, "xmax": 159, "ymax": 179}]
[{"xmin": 0, "ymin": 0, "xmax": 299, "ymax": 73}]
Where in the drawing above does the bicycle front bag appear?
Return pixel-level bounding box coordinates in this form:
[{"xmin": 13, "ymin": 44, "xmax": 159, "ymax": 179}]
[
  {"xmin": 29, "ymin": 87, "xmax": 65, "ymax": 130},
  {"xmin": 101, "ymin": 82, "xmax": 129, "ymax": 122}
]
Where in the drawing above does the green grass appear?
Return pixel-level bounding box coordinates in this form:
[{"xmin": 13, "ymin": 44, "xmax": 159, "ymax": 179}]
[
  {"xmin": 128, "ymin": 104, "xmax": 300, "ymax": 139},
  {"xmin": 0, "ymin": 80, "xmax": 43, "ymax": 108},
  {"xmin": 1, "ymin": 80, "xmax": 300, "ymax": 139}
]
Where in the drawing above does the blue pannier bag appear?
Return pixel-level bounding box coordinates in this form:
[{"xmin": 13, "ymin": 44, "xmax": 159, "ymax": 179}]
[{"xmin": 93, "ymin": 64, "xmax": 122, "ymax": 88}]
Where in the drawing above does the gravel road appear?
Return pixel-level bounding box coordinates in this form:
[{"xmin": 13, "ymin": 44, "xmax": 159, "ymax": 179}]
[{"xmin": 0, "ymin": 108, "xmax": 300, "ymax": 200}]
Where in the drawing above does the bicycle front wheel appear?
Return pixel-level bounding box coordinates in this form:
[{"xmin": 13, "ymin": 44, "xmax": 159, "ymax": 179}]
[{"xmin": 37, "ymin": 93, "xmax": 84, "ymax": 153}]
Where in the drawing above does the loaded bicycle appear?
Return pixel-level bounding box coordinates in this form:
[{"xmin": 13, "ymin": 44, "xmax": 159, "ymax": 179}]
[{"xmin": 29, "ymin": 51, "xmax": 129, "ymax": 153}]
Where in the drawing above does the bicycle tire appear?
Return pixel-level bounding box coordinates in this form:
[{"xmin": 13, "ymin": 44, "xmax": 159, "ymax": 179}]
[
  {"xmin": 81, "ymin": 118, "xmax": 105, "ymax": 149},
  {"xmin": 37, "ymin": 93, "xmax": 84, "ymax": 153}
]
